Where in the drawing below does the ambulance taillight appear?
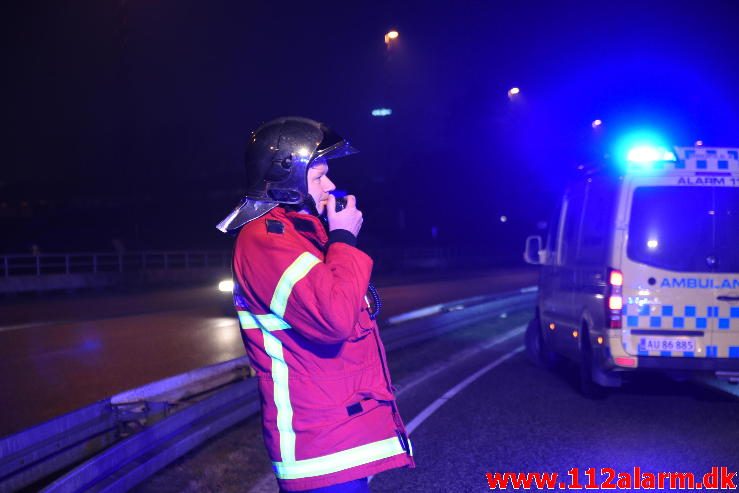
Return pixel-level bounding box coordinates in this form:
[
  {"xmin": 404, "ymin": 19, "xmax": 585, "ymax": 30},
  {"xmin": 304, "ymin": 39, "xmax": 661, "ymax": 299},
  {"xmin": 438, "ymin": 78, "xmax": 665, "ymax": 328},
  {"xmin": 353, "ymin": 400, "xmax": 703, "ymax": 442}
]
[{"xmin": 607, "ymin": 269, "xmax": 624, "ymax": 329}]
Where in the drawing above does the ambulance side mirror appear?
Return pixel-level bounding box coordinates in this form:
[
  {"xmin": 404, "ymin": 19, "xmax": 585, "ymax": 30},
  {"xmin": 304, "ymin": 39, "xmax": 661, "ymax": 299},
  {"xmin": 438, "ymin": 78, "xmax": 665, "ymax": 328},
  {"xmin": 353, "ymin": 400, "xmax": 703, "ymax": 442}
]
[{"xmin": 524, "ymin": 235, "xmax": 544, "ymax": 265}]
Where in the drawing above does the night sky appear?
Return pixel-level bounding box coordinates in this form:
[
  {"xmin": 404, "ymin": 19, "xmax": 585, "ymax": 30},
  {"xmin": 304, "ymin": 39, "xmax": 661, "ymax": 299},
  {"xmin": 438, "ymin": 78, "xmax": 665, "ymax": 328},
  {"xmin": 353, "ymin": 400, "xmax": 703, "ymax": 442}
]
[{"xmin": 3, "ymin": 1, "xmax": 739, "ymax": 255}]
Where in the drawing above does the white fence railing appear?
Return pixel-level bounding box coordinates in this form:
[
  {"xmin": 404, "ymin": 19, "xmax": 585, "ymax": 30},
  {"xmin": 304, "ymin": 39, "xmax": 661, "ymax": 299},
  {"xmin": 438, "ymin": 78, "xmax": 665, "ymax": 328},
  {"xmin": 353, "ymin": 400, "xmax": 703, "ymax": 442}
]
[
  {"xmin": 0, "ymin": 251, "xmax": 232, "ymax": 278},
  {"xmin": 1, "ymin": 246, "xmax": 509, "ymax": 279}
]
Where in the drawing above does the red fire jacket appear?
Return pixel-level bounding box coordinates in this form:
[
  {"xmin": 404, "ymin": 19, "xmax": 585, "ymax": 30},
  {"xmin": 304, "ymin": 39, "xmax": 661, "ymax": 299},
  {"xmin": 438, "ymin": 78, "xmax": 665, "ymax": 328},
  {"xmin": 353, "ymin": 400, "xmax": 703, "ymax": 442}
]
[{"xmin": 232, "ymin": 207, "xmax": 415, "ymax": 491}]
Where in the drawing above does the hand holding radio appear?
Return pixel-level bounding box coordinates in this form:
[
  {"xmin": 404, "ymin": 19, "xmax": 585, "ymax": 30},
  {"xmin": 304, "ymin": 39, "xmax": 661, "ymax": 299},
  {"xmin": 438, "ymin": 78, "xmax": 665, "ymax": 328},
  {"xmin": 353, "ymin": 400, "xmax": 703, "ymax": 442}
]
[{"xmin": 327, "ymin": 194, "xmax": 363, "ymax": 237}]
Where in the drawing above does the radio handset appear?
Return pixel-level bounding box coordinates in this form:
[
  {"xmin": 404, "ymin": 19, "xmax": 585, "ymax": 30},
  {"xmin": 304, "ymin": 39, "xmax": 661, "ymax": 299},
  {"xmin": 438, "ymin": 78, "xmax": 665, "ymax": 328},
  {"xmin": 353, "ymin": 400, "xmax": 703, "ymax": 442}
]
[
  {"xmin": 329, "ymin": 195, "xmax": 378, "ymax": 318},
  {"xmin": 334, "ymin": 196, "xmax": 348, "ymax": 212}
]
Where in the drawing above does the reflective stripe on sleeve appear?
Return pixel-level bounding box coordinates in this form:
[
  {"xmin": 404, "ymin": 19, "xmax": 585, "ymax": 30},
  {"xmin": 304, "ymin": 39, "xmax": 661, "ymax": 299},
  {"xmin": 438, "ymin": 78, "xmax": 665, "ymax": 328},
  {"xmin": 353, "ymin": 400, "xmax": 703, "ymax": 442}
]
[
  {"xmin": 238, "ymin": 251, "xmax": 319, "ymax": 464},
  {"xmin": 237, "ymin": 311, "xmax": 291, "ymax": 331},
  {"xmin": 262, "ymin": 329, "xmax": 297, "ymax": 462},
  {"xmin": 271, "ymin": 252, "xmax": 321, "ymax": 318},
  {"xmin": 272, "ymin": 436, "xmax": 408, "ymax": 480},
  {"xmin": 236, "ymin": 308, "xmax": 295, "ymax": 460}
]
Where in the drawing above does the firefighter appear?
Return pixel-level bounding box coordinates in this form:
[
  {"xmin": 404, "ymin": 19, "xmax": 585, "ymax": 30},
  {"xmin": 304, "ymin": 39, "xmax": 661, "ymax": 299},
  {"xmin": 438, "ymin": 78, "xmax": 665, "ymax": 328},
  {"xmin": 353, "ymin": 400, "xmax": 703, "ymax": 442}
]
[{"xmin": 217, "ymin": 117, "xmax": 415, "ymax": 492}]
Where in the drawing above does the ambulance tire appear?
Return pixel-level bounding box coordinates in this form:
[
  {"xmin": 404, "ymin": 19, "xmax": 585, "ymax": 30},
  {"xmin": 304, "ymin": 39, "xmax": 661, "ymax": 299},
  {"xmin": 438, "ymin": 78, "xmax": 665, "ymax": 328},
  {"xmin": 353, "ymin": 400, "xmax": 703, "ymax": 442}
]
[
  {"xmin": 525, "ymin": 316, "xmax": 560, "ymax": 369},
  {"xmin": 578, "ymin": 328, "xmax": 607, "ymax": 399}
]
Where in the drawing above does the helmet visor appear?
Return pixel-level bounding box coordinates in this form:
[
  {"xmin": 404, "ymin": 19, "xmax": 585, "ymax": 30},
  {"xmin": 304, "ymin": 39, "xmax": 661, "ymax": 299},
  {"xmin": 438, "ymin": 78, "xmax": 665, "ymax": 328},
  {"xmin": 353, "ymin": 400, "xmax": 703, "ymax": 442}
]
[{"xmin": 313, "ymin": 126, "xmax": 359, "ymax": 161}]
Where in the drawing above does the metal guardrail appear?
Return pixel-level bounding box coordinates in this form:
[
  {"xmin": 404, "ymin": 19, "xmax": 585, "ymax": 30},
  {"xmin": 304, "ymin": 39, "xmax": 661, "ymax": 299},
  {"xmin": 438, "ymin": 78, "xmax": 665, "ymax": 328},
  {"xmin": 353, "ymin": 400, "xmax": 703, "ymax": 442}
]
[
  {"xmin": 0, "ymin": 251, "xmax": 232, "ymax": 278},
  {"xmin": 0, "ymin": 288, "xmax": 537, "ymax": 493},
  {"xmin": 0, "ymin": 401, "xmax": 118, "ymax": 493},
  {"xmin": 43, "ymin": 380, "xmax": 259, "ymax": 493},
  {"xmin": 0, "ymin": 357, "xmax": 255, "ymax": 493},
  {"xmin": 383, "ymin": 289, "xmax": 536, "ymax": 352}
]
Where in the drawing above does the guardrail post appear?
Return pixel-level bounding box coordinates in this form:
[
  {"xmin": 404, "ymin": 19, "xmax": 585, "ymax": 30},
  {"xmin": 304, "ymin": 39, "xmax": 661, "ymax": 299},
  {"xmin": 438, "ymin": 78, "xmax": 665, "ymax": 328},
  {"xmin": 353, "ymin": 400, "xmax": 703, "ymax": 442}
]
[
  {"xmin": 3, "ymin": 256, "xmax": 8, "ymax": 277},
  {"xmin": 118, "ymin": 254, "xmax": 123, "ymax": 273},
  {"xmin": 185, "ymin": 252, "xmax": 190, "ymax": 269},
  {"xmin": 164, "ymin": 252, "xmax": 169, "ymax": 270},
  {"xmin": 36, "ymin": 255, "xmax": 41, "ymax": 276},
  {"xmin": 65, "ymin": 255, "xmax": 70, "ymax": 274},
  {"xmin": 93, "ymin": 254, "xmax": 98, "ymax": 273}
]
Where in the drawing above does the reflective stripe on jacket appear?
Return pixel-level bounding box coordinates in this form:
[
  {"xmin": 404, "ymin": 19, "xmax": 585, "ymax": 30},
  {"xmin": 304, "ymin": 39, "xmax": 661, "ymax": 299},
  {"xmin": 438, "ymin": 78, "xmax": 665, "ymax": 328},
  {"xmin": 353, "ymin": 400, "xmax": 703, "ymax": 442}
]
[{"xmin": 233, "ymin": 207, "xmax": 415, "ymax": 491}]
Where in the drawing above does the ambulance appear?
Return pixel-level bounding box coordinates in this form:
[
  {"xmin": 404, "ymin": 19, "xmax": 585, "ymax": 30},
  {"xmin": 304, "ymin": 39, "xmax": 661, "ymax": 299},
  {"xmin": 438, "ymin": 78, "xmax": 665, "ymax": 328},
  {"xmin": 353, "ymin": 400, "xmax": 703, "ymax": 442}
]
[{"xmin": 523, "ymin": 144, "xmax": 739, "ymax": 396}]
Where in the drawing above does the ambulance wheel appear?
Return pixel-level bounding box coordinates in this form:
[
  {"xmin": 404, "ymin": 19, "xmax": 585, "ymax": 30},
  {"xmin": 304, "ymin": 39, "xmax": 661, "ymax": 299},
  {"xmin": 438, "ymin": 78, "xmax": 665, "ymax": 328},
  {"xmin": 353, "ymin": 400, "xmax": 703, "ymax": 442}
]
[
  {"xmin": 578, "ymin": 329, "xmax": 606, "ymax": 399},
  {"xmin": 525, "ymin": 316, "xmax": 560, "ymax": 369}
]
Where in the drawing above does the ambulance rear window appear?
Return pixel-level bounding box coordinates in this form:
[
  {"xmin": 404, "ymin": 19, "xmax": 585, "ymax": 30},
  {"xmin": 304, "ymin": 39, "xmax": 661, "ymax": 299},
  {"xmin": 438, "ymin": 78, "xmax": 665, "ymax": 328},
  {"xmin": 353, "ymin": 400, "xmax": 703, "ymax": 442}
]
[{"xmin": 628, "ymin": 186, "xmax": 739, "ymax": 273}]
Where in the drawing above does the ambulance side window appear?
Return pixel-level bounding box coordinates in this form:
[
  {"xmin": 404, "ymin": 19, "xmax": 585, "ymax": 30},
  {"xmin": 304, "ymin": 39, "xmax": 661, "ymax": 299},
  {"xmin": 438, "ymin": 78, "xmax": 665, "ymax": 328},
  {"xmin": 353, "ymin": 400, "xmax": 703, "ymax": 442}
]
[
  {"xmin": 560, "ymin": 184, "xmax": 586, "ymax": 266},
  {"xmin": 545, "ymin": 201, "xmax": 563, "ymax": 262},
  {"xmin": 577, "ymin": 179, "xmax": 616, "ymax": 265}
]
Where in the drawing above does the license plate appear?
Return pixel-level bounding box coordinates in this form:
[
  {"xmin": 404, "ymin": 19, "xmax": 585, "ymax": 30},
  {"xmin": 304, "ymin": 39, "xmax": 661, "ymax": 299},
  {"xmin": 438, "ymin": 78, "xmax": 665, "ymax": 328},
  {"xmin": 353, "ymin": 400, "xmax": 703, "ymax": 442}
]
[{"xmin": 637, "ymin": 336, "xmax": 696, "ymax": 352}]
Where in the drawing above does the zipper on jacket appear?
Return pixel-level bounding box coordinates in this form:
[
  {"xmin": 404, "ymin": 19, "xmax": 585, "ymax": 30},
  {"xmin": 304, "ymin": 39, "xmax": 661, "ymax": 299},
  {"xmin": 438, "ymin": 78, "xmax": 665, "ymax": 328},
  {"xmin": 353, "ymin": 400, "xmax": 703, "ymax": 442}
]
[
  {"xmin": 370, "ymin": 325, "xmax": 394, "ymax": 397},
  {"xmin": 370, "ymin": 325, "xmax": 412, "ymax": 456}
]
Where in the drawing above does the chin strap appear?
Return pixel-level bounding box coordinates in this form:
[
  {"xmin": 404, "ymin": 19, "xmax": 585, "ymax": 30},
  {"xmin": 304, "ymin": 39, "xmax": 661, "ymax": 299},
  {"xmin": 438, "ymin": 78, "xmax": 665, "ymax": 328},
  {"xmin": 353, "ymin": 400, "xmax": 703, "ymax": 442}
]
[{"xmin": 301, "ymin": 195, "xmax": 321, "ymax": 217}]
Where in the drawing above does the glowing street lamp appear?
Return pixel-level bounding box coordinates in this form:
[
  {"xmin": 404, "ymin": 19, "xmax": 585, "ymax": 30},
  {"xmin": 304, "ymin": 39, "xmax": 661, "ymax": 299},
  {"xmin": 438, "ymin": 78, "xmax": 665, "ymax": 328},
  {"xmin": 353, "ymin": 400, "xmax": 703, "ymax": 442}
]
[
  {"xmin": 507, "ymin": 87, "xmax": 520, "ymax": 99},
  {"xmin": 384, "ymin": 30, "xmax": 399, "ymax": 46},
  {"xmin": 592, "ymin": 119, "xmax": 603, "ymax": 128}
]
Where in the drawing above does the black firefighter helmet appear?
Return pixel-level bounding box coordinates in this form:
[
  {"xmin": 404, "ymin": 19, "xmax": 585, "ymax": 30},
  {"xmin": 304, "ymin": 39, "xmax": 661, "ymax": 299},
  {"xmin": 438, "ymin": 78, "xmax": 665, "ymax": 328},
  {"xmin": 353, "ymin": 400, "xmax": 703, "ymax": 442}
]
[{"xmin": 216, "ymin": 116, "xmax": 358, "ymax": 233}]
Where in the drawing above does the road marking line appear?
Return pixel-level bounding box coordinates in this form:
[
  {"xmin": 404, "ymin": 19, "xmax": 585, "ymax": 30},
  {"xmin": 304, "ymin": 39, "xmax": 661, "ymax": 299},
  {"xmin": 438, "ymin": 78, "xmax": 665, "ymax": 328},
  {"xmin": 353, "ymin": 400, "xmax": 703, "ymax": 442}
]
[
  {"xmin": 0, "ymin": 306, "xmax": 216, "ymax": 333},
  {"xmin": 386, "ymin": 286, "xmax": 536, "ymax": 326},
  {"xmin": 395, "ymin": 325, "xmax": 526, "ymax": 398},
  {"xmin": 367, "ymin": 325, "xmax": 526, "ymax": 486},
  {"xmin": 368, "ymin": 344, "xmax": 524, "ymax": 485},
  {"xmin": 0, "ymin": 321, "xmax": 57, "ymax": 332},
  {"xmin": 405, "ymin": 347, "xmax": 523, "ymax": 435}
]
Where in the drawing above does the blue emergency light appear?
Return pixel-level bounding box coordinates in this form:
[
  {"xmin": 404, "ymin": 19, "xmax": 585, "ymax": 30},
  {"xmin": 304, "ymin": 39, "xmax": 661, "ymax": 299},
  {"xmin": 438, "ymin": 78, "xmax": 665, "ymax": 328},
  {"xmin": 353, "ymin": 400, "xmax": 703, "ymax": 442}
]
[
  {"xmin": 626, "ymin": 145, "xmax": 677, "ymax": 164},
  {"xmin": 609, "ymin": 129, "xmax": 738, "ymax": 173},
  {"xmin": 612, "ymin": 130, "xmax": 677, "ymax": 172}
]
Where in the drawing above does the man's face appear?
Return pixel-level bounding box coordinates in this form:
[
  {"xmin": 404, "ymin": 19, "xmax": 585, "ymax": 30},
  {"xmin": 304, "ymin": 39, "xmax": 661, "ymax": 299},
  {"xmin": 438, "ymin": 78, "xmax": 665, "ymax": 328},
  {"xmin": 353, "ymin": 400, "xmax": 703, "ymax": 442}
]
[{"xmin": 306, "ymin": 160, "xmax": 336, "ymax": 215}]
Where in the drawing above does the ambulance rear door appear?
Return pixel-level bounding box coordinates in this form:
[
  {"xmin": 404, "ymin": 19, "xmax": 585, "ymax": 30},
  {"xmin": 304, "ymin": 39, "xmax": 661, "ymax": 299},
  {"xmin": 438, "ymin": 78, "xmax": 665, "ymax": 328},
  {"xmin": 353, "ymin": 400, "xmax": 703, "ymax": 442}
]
[{"xmin": 618, "ymin": 148, "xmax": 739, "ymax": 362}]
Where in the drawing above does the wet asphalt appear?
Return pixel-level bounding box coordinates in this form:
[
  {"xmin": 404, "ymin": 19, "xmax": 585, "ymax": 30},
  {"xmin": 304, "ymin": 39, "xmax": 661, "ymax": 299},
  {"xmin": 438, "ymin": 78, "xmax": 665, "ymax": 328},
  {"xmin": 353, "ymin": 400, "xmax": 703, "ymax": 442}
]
[{"xmin": 373, "ymin": 336, "xmax": 739, "ymax": 492}]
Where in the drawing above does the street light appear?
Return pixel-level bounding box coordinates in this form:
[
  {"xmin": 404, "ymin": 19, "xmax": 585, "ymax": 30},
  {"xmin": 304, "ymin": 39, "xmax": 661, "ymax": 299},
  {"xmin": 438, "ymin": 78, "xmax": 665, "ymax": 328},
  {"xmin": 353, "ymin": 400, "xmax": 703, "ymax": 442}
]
[
  {"xmin": 592, "ymin": 119, "xmax": 603, "ymax": 128},
  {"xmin": 507, "ymin": 87, "xmax": 520, "ymax": 99},
  {"xmin": 384, "ymin": 30, "xmax": 399, "ymax": 46}
]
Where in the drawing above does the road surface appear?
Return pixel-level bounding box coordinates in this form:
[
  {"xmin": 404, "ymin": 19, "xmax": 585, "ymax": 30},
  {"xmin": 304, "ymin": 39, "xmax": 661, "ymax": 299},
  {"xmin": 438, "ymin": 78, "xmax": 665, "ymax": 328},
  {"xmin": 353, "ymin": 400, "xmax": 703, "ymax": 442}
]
[{"xmin": 0, "ymin": 268, "xmax": 536, "ymax": 437}]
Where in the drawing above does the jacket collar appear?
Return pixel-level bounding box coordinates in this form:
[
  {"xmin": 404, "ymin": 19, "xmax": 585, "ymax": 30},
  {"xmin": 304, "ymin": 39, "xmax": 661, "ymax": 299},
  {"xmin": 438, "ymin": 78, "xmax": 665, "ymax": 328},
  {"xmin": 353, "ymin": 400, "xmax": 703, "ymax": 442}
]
[{"xmin": 270, "ymin": 207, "xmax": 329, "ymax": 245}]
